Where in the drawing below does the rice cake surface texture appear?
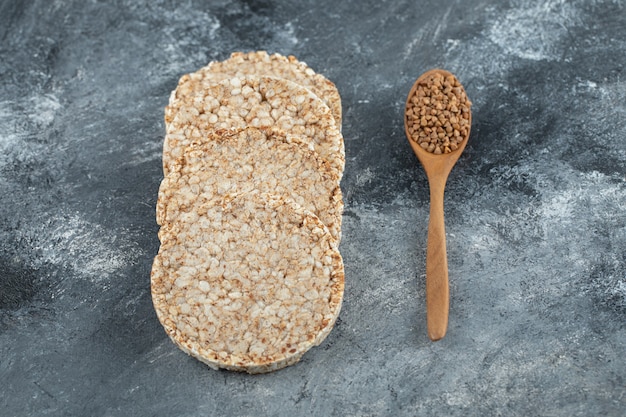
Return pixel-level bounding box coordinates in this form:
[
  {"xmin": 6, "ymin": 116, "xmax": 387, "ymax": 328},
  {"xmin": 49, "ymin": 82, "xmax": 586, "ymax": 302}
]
[
  {"xmin": 151, "ymin": 191, "xmax": 345, "ymax": 374},
  {"xmin": 166, "ymin": 51, "xmax": 342, "ymax": 129},
  {"xmin": 163, "ymin": 75, "xmax": 345, "ymax": 179},
  {"xmin": 157, "ymin": 127, "xmax": 343, "ymax": 242}
]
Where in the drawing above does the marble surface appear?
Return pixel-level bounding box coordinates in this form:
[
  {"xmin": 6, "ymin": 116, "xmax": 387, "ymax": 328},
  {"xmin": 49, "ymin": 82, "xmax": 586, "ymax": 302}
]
[{"xmin": 1, "ymin": 0, "xmax": 625, "ymax": 415}]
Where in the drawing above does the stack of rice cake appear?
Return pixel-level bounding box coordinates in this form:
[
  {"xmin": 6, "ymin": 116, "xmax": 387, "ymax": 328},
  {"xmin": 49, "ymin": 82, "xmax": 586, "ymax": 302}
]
[{"xmin": 151, "ymin": 51, "xmax": 345, "ymax": 374}]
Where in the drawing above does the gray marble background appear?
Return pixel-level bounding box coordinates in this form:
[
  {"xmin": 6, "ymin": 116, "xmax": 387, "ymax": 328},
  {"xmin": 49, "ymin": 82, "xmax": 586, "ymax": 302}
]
[{"xmin": 1, "ymin": 0, "xmax": 625, "ymax": 416}]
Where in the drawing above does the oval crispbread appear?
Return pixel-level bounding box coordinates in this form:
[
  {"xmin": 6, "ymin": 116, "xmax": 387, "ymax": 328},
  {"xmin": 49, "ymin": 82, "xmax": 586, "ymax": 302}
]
[
  {"xmin": 166, "ymin": 51, "xmax": 342, "ymax": 130},
  {"xmin": 156, "ymin": 127, "xmax": 343, "ymax": 242},
  {"xmin": 151, "ymin": 191, "xmax": 345, "ymax": 374},
  {"xmin": 163, "ymin": 76, "xmax": 345, "ymax": 179}
]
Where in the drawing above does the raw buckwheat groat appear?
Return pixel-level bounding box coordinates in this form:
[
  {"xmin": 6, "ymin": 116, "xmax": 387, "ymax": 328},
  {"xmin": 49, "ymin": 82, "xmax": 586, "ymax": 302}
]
[
  {"xmin": 156, "ymin": 127, "xmax": 343, "ymax": 242},
  {"xmin": 405, "ymin": 71, "xmax": 471, "ymax": 154},
  {"xmin": 165, "ymin": 50, "xmax": 342, "ymax": 129},
  {"xmin": 151, "ymin": 191, "xmax": 345, "ymax": 374},
  {"xmin": 163, "ymin": 76, "xmax": 345, "ymax": 179}
]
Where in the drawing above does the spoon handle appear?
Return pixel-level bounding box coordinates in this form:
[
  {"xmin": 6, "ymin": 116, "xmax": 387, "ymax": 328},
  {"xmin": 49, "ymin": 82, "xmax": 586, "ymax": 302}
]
[{"xmin": 425, "ymin": 177, "xmax": 449, "ymax": 341}]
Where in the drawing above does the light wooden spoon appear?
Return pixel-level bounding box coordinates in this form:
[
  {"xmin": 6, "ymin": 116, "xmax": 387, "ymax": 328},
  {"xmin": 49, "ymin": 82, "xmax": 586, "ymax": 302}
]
[{"xmin": 404, "ymin": 69, "xmax": 472, "ymax": 341}]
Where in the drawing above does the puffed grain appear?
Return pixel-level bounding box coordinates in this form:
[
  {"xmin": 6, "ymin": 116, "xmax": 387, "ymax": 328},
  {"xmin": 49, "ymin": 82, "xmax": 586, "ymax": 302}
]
[
  {"xmin": 157, "ymin": 127, "xmax": 343, "ymax": 242},
  {"xmin": 163, "ymin": 76, "xmax": 344, "ymax": 179},
  {"xmin": 151, "ymin": 191, "xmax": 344, "ymax": 374},
  {"xmin": 166, "ymin": 51, "xmax": 342, "ymax": 129}
]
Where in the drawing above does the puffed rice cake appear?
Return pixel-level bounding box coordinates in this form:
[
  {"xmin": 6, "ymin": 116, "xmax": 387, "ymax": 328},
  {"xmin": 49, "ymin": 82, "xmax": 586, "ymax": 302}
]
[
  {"xmin": 165, "ymin": 50, "xmax": 342, "ymax": 129},
  {"xmin": 163, "ymin": 75, "xmax": 345, "ymax": 179},
  {"xmin": 151, "ymin": 191, "xmax": 345, "ymax": 374},
  {"xmin": 157, "ymin": 127, "xmax": 343, "ymax": 242}
]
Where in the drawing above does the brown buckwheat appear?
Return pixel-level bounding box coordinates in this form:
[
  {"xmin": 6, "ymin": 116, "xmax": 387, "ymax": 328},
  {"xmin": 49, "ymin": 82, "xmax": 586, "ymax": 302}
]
[{"xmin": 405, "ymin": 72, "xmax": 471, "ymax": 154}]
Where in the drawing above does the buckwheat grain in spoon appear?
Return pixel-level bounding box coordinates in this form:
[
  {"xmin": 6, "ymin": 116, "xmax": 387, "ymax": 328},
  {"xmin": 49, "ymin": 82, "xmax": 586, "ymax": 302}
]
[{"xmin": 404, "ymin": 69, "xmax": 472, "ymax": 341}]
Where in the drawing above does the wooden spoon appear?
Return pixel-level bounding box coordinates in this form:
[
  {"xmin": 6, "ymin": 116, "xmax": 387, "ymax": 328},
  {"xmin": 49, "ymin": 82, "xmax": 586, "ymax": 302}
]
[{"xmin": 404, "ymin": 69, "xmax": 472, "ymax": 341}]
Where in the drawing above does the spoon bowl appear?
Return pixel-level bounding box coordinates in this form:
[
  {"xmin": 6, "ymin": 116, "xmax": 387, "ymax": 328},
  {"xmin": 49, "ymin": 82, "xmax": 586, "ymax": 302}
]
[{"xmin": 404, "ymin": 68, "xmax": 472, "ymax": 341}]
